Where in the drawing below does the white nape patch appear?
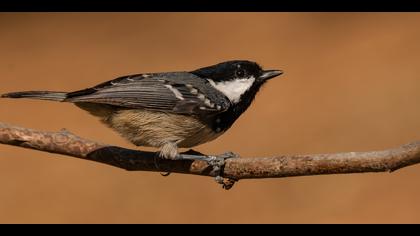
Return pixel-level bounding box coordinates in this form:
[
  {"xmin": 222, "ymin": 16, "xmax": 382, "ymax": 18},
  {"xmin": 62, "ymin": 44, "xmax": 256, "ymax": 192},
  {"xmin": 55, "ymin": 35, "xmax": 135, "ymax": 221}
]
[
  {"xmin": 164, "ymin": 84, "xmax": 184, "ymax": 100},
  {"xmin": 208, "ymin": 76, "xmax": 255, "ymax": 103}
]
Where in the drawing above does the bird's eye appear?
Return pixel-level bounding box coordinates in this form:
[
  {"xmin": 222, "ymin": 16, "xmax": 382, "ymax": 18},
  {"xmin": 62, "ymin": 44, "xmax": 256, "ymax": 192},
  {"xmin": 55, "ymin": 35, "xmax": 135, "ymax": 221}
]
[{"xmin": 235, "ymin": 69, "xmax": 245, "ymax": 77}]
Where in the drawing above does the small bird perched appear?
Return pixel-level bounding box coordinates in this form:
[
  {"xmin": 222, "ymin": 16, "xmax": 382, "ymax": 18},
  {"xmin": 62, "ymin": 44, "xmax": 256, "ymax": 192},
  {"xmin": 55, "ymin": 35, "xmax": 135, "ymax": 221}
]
[{"xmin": 2, "ymin": 60, "xmax": 282, "ymax": 163}]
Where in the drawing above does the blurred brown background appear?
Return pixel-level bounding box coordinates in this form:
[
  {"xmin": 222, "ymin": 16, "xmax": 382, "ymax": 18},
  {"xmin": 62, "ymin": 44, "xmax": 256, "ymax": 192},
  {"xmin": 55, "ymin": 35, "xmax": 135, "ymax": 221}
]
[{"xmin": 1, "ymin": 13, "xmax": 420, "ymax": 223}]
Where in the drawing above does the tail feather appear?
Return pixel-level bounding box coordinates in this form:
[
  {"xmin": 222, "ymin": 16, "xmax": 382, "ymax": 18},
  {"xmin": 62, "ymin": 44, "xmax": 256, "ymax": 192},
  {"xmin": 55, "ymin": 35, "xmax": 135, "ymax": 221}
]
[{"xmin": 1, "ymin": 91, "xmax": 67, "ymax": 101}]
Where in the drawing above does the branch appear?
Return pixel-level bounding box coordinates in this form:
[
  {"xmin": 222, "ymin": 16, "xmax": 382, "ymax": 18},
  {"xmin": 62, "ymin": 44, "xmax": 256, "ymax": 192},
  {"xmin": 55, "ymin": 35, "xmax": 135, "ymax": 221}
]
[{"xmin": 1, "ymin": 122, "xmax": 420, "ymax": 190}]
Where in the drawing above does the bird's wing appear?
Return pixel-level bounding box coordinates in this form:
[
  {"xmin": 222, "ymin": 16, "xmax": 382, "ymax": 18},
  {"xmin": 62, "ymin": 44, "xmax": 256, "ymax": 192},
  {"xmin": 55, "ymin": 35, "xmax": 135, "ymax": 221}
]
[{"xmin": 64, "ymin": 72, "xmax": 230, "ymax": 116}]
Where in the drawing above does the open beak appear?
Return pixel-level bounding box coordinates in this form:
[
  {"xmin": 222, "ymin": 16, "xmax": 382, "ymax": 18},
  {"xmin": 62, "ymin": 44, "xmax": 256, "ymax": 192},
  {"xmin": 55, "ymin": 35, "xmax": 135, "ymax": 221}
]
[{"xmin": 259, "ymin": 70, "xmax": 283, "ymax": 81}]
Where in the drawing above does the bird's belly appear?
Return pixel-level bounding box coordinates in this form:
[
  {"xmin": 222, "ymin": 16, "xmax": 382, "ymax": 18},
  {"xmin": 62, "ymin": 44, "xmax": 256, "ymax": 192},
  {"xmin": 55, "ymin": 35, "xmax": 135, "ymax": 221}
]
[{"xmin": 107, "ymin": 109, "xmax": 222, "ymax": 148}]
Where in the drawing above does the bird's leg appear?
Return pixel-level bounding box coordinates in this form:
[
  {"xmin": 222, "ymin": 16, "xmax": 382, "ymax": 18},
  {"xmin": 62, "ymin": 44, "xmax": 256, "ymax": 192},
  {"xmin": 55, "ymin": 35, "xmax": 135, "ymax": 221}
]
[
  {"xmin": 177, "ymin": 151, "xmax": 239, "ymax": 190},
  {"xmin": 159, "ymin": 142, "xmax": 179, "ymax": 160},
  {"xmin": 157, "ymin": 142, "xmax": 180, "ymax": 176},
  {"xmin": 158, "ymin": 144, "xmax": 239, "ymax": 189},
  {"xmin": 156, "ymin": 148, "xmax": 199, "ymax": 177}
]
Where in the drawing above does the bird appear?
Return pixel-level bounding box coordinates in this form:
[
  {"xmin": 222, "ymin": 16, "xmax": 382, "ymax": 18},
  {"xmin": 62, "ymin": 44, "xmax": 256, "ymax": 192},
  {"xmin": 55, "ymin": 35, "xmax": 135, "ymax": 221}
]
[{"xmin": 1, "ymin": 60, "xmax": 283, "ymax": 163}]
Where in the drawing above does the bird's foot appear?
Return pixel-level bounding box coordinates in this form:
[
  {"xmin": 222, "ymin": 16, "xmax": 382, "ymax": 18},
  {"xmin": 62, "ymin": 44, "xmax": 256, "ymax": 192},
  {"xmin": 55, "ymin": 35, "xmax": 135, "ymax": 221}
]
[
  {"xmin": 178, "ymin": 151, "xmax": 239, "ymax": 190},
  {"xmin": 160, "ymin": 172, "xmax": 171, "ymax": 177},
  {"xmin": 153, "ymin": 152, "xmax": 172, "ymax": 177},
  {"xmin": 156, "ymin": 148, "xmax": 239, "ymax": 189},
  {"xmin": 210, "ymin": 152, "xmax": 239, "ymax": 190}
]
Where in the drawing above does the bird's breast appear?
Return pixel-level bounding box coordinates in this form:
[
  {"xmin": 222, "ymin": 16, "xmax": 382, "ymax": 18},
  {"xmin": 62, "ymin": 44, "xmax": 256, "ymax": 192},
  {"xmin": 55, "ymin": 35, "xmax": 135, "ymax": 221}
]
[{"xmin": 107, "ymin": 109, "xmax": 223, "ymax": 148}]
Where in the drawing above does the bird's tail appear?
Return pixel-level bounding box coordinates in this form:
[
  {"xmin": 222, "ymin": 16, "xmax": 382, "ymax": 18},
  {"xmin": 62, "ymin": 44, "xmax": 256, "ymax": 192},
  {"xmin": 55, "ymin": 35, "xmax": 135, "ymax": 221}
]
[{"xmin": 1, "ymin": 91, "xmax": 67, "ymax": 101}]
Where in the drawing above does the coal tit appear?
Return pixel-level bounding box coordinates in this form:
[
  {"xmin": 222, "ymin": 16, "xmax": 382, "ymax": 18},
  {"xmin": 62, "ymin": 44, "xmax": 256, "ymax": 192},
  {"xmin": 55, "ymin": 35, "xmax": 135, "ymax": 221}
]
[{"xmin": 2, "ymin": 60, "xmax": 283, "ymax": 160}]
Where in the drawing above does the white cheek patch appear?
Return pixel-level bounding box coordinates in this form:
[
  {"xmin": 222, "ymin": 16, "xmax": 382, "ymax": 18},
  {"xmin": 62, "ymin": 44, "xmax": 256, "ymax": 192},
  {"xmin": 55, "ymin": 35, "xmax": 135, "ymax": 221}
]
[
  {"xmin": 164, "ymin": 84, "xmax": 184, "ymax": 100},
  {"xmin": 208, "ymin": 77, "xmax": 255, "ymax": 103}
]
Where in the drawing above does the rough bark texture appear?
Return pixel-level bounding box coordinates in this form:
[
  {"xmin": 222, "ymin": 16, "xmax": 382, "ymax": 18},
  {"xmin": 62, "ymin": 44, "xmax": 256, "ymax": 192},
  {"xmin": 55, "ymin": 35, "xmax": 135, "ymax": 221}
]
[{"xmin": 1, "ymin": 122, "xmax": 420, "ymax": 189}]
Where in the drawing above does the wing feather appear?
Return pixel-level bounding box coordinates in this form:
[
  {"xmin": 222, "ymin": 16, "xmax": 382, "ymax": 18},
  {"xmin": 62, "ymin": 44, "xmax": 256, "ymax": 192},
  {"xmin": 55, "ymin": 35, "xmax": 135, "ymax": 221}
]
[{"xmin": 65, "ymin": 72, "xmax": 230, "ymax": 116}]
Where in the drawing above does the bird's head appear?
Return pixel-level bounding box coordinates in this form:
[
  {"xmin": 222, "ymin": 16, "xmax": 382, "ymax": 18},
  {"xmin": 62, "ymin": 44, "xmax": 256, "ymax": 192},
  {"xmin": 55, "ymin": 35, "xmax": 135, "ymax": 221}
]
[{"xmin": 191, "ymin": 60, "xmax": 283, "ymax": 104}]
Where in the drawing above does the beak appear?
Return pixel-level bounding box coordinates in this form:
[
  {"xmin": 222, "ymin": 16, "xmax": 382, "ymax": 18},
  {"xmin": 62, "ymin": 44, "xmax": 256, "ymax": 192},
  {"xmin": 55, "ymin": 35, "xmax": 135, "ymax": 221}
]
[{"xmin": 259, "ymin": 70, "xmax": 283, "ymax": 81}]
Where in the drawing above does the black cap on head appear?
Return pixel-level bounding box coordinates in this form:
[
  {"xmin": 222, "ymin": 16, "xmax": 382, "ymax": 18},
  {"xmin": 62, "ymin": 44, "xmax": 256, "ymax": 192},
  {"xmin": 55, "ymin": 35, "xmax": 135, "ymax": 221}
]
[
  {"xmin": 191, "ymin": 60, "xmax": 283, "ymax": 82},
  {"xmin": 191, "ymin": 60, "xmax": 281, "ymax": 82}
]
